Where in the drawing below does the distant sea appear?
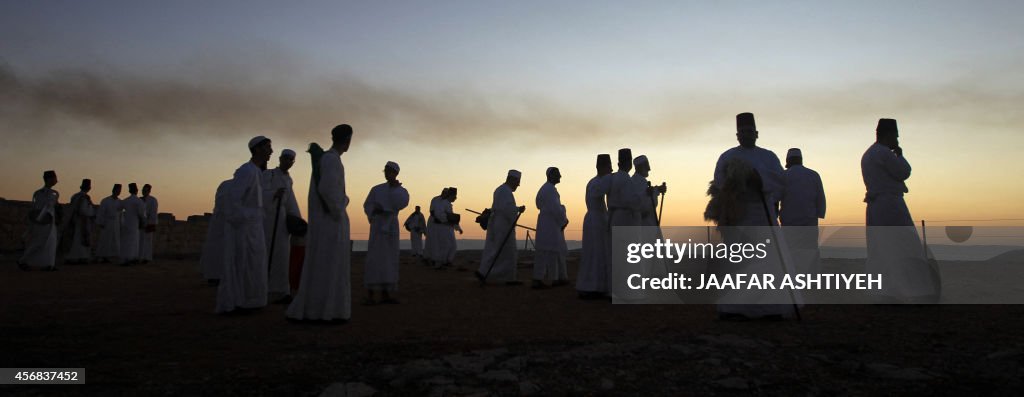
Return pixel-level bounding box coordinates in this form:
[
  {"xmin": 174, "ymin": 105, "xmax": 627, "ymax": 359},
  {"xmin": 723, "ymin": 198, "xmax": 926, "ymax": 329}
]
[
  {"xmin": 354, "ymin": 240, "xmax": 1022, "ymax": 262},
  {"xmin": 821, "ymin": 244, "xmax": 1024, "ymax": 262},
  {"xmin": 353, "ymin": 239, "xmax": 581, "ymax": 253}
]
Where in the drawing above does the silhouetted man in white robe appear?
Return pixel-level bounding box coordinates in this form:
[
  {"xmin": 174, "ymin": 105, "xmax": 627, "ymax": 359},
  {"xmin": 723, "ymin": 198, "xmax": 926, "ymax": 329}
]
[
  {"xmin": 363, "ymin": 161, "xmax": 409, "ymax": 304},
  {"xmin": 64, "ymin": 178, "xmax": 95, "ymax": 264},
  {"xmin": 120, "ymin": 183, "xmax": 146, "ymax": 265},
  {"xmin": 200, "ymin": 180, "xmax": 231, "ymax": 284},
  {"xmin": 94, "ymin": 184, "xmax": 123, "ymax": 263},
  {"xmin": 262, "ymin": 149, "xmax": 302, "ymax": 303},
  {"xmin": 712, "ymin": 112, "xmax": 796, "ymax": 320},
  {"xmin": 404, "ymin": 206, "xmax": 426, "ymax": 259},
  {"xmin": 18, "ymin": 170, "xmax": 60, "ymax": 271},
  {"xmin": 577, "ymin": 154, "xmax": 612, "ymax": 299},
  {"xmin": 862, "ymin": 118, "xmax": 939, "ymax": 302},
  {"xmin": 139, "ymin": 184, "xmax": 159, "ymax": 264},
  {"xmin": 424, "ymin": 188, "xmax": 448, "ymax": 267},
  {"xmin": 533, "ymin": 167, "xmax": 569, "ymax": 288},
  {"xmin": 216, "ymin": 136, "xmax": 271, "ymax": 314},
  {"xmin": 608, "ymin": 148, "xmax": 641, "ymax": 228},
  {"xmin": 781, "ymin": 148, "xmax": 826, "ymax": 275},
  {"xmin": 431, "ymin": 188, "xmax": 462, "ymax": 269},
  {"xmin": 476, "ymin": 170, "xmax": 526, "ymax": 284},
  {"xmin": 287, "ymin": 125, "xmax": 353, "ymax": 323},
  {"xmin": 631, "ymin": 155, "xmax": 666, "ymax": 228},
  {"xmin": 608, "ymin": 149, "xmax": 648, "ymax": 301}
]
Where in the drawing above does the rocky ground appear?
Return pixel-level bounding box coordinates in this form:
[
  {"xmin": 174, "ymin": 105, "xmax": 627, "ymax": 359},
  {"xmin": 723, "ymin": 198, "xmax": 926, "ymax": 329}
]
[{"xmin": 1, "ymin": 251, "xmax": 1023, "ymax": 396}]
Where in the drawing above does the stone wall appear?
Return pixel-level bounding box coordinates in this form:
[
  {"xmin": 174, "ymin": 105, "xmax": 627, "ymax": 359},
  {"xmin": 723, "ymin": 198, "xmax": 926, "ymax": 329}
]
[{"xmin": 0, "ymin": 198, "xmax": 209, "ymax": 258}]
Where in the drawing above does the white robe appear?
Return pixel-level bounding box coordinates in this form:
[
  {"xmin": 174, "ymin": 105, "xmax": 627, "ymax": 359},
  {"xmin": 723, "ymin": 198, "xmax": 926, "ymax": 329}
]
[
  {"xmin": 713, "ymin": 145, "xmax": 796, "ymax": 318},
  {"xmin": 65, "ymin": 191, "xmax": 95, "ymax": 261},
  {"xmin": 629, "ymin": 172, "xmax": 670, "ymax": 285},
  {"xmin": 94, "ymin": 196, "xmax": 123, "ymax": 258},
  {"xmin": 781, "ymin": 164, "xmax": 826, "ymax": 275},
  {"xmin": 478, "ymin": 184, "xmax": 519, "ymax": 282},
  {"xmin": 287, "ymin": 149, "xmax": 351, "ymax": 321},
  {"xmin": 199, "ymin": 181, "xmax": 231, "ymax": 280},
  {"xmin": 429, "ymin": 198, "xmax": 457, "ymax": 264},
  {"xmin": 607, "ymin": 170, "xmax": 641, "ymax": 227},
  {"xmin": 140, "ymin": 195, "xmax": 159, "ymax": 261},
  {"xmin": 631, "ymin": 173, "xmax": 661, "ymax": 227},
  {"xmin": 216, "ymin": 161, "xmax": 268, "ymax": 313},
  {"xmin": 577, "ymin": 174, "xmax": 611, "ymax": 293},
  {"xmin": 404, "ymin": 212, "xmax": 426, "ymax": 256},
  {"xmin": 608, "ymin": 170, "xmax": 646, "ymax": 300},
  {"xmin": 262, "ymin": 168, "xmax": 302, "ymax": 296},
  {"xmin": 861, "ymin": 143, "xmax": 939, "ymax": 301},
  {"xmin": 424, "ymin": 196, "xmax": 443, "ymax": 262},
  {"xmin": 363, "ymin": 182, "xmax": 410, "ymax": 291},
  {"xmin": 120, "ymin": 195, "xmax": 146, "ymax": 262},
  {"xmin": 534, "ymin": 182, "xmax": 568, "ymax": 281},
  {"xmin": 780, "ymin": 165, "xmax": 826, "ymax": 227},
  {"xmin": 20, "ymin": 187, "xmax": 59, "ymax": 268}
]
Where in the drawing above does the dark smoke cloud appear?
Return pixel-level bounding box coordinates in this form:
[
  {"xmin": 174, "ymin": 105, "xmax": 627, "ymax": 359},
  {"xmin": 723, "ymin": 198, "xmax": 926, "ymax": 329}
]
[
  {"xmin": 0, "ymin": 62, "xmax": 629, "ymax": 146},
  {"xmin": 2, "ymin": 60, "xmax": 1021, "ymax": 150}
]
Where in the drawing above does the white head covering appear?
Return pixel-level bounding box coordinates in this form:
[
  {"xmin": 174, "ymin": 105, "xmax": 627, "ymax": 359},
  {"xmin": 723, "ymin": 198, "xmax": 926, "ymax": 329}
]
[
  {"xmin": 507, "ymin": 169, "xmax": 522, "ymax": 179},
  {"xmin": 787, "ymin": 148, "xmax": 802, "ymax": 158},
  {"xmin": 281, "ymin": 149, "xmax": 296, "ymax": 158},
  {"xmin": 385, "ymin": 161, "xmax": 400, "ymax": 172},
  {"xmin": 633, "ymin": 155, "xmax": 649, "ymax": 168},
  {"xmin": 248, "ymin": 136, "xmax": 269, "ymax": 149}
]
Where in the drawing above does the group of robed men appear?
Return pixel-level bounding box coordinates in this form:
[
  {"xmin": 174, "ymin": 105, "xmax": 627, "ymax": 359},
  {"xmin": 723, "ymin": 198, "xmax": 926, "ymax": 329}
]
[
  {"xmin": 17, "ymin": 172, "xmax": 159, "ymax": 271},
  {"xmin": 16, "ymin": 112, "xmax": 931, "ymax": 322},
  {"xmin": 473, "ymin": 168, "xmax": 573, "ymax": 290},
  {"xmin": 201, "ymin": 124, "xmax": 418, "ymax": 322},
  {"xmin": 456, "ymin": 112, "xmax": 931, "ymax": 320},
  {"xmin": 467, "ymin": 151, "xmax": 669, "ymax": 293}
]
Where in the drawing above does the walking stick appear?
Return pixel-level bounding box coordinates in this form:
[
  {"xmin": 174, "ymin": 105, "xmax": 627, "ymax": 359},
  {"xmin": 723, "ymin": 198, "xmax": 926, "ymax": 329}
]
[
  {"xmin": 657, "ymin": 182, "xmax": 666, "ymax": 226},
  {"xmin": 759, "ymin": 191, "xmax": 802, "ymax": 321},
  {"xmin": 465, "ymin": 208, "xmax": 536, "ymax": 231},
  {"xmin": 267, "ymin": 193, "xmax": 283, "ymax": 276},
  {"xmin": 478, "ymin": 209, "xmax": 524, "ymax": 285}
]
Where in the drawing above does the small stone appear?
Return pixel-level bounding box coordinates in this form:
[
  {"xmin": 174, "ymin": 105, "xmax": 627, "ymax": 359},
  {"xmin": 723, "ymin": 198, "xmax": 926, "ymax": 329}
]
[
  {"xmin": 670, "ymin": 344, "xmax": 694, "ymax": 355},
  {"xmin": 866, "ymin": 363, "xmax": 933, "ymax": 380},
  {"xmin": 444, "ymin": 354, "xmax": 496, "ymax": 373},
  {"xmin": 713, "ymin": 377, "xmax": 749, "ymax": 390},
  {"xmin": 319, "ymin": 382, "xmax": 377, "ymax": 397},
  {"xmin": 420, "ymin": 376, "xmax": 454, "ymax": 386},
  {"xmin": 519, "ymin": 381, "xmax": 542, "ymax": 396},
  {"xmin": 474, "ymin": 348, "xmax": 510, "ymax": 358},
  {"xmin": 987, "ymin": 349, "xmax": 1023, "ymax": 360},
  {"xmin": 702, "ymin": 358, "xmax": 722, "ymax": 366},
  {"xmin": 499, "ymin": 356, "xmax": 527, "ymax": 371},
  {"xmin": 477, "ymin": 369, "xmax": 518, "ymax": 382},
  {"xmin": 345, "ymin": 382, "xmax": 378, "ymax": 397},
  {"xmin": 401, "ymin": 359, "xmax": 447, "ymax": 379}
]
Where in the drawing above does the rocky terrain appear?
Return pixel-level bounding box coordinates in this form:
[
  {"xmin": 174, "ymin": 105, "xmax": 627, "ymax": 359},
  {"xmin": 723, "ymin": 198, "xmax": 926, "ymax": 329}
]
[{"xmin": 2, "ymin": 251, "xmax": 1022, "ymax": 396}]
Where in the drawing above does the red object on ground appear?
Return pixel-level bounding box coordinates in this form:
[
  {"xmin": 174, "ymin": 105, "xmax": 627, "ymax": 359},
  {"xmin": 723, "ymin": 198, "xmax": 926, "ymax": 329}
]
[{"xmin": 289, "ymin": 245, "xmax": 305, "ymax": 291}]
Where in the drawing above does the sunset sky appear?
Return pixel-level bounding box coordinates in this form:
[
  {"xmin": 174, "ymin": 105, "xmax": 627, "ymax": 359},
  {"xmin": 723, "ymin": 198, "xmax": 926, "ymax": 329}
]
[{"xmin": 2, "ymin": 1, "xmax": 1023, "ymax": 240}]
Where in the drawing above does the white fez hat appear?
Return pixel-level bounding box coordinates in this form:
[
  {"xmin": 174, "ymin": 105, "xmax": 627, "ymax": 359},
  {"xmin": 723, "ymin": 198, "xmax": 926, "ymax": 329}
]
[{"xmin": 248, "ymin": 136, "xmax": 269, "ymax": 149}]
